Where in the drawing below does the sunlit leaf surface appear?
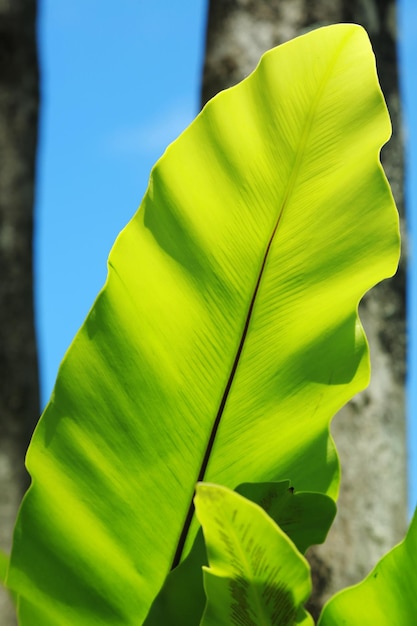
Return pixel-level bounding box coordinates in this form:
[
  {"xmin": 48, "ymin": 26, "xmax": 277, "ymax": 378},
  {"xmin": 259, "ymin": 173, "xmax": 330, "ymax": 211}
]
[{"xmin": 195, "ymin": 483, "xmax": 313, "ymax": 626}]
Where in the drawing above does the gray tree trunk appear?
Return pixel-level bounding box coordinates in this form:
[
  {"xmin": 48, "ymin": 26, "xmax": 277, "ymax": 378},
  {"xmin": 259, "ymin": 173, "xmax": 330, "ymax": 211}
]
[
  {"xmin": 0, "ymin": 1, "xmax": 40, "ymax": 623},
  {"xmin": 201, "ymin": 0, "xmax": 407, "ymax": 619}
]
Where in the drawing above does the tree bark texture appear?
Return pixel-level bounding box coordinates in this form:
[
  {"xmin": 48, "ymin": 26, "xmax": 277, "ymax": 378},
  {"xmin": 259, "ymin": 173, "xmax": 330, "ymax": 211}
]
[
  {"xmin": 201, "ymin": 0, "xmax": 407, "ymax": 619},
  {"xmin": 0, "ymin": 1, "xmax": 40, "ymax": 623}
]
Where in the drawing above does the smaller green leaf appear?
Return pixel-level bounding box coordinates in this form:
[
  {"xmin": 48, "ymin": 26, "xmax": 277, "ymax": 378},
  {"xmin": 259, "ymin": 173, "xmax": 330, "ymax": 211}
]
[
  {"xmin": 195, "ymin": 483, "xmax": 312, "ymax": 626},
  {"xmin": 318, "ymin": 509, "xmax": 417, "ymax": 625},
  {"xmin": 144, "ymin": 481, "xmax": 334, "ymax": 625}
]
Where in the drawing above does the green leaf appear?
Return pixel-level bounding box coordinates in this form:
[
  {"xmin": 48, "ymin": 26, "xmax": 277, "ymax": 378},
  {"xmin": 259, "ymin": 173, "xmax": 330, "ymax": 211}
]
[
  {"xmin": 7, "ymin": 24, "xmax": 399, "ymax": 624},
  {"xmin": 318, "ymin": 510, "xmax": 417, "ymax": 625},
  {"xmin": 144, "ymin": 527, "xmax": 207, "ymax": 626},
  {"xmin": 0, "ymin": 550, "xmax": 18, "ymax": 609},
  {"xmin": 145, "ymin": 482, "xmax": 335, "ymax": 625},
  {"xmin": 195, "ymin": 483, "xmax": 313, "ymax": 626},
  {"xmin": 0, "ymin": 548, "xmax": 8, "ymax": 586},
  {"xmin": 236, "ymin": 482, "xmax": 336, "ymax": 554}
]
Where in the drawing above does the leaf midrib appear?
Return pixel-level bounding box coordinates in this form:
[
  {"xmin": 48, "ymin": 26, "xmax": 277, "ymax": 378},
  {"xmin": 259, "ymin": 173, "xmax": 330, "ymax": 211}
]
[{"xmin": 170, "ymin": 31, "xmax": 350, "ymax": 571}]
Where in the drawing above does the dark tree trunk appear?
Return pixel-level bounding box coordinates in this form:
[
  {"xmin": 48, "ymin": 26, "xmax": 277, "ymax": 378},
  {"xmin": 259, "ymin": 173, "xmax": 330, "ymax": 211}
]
[
  {"xmin": 201, "ymin": 0, "xmax": 406, "ymax": 619},
  {"xmin": 0, "ymin": 0, "xmax": 40, "ymax": 623}
]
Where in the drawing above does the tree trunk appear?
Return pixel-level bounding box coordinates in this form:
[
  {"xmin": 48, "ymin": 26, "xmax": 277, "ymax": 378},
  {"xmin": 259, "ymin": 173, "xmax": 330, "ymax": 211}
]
[
  {"xmin": 0, "ymin": 0, "xmax": 40, "ymax": 623},
  {"xmin": 201, "ymin": 0, "xmax": 407, "ymax": 619}
]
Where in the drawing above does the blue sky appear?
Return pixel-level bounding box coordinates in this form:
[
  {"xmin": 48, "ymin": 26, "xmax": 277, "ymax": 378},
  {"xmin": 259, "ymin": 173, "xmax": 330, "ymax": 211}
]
[
  {"xmin": 36, "ymin": 2, "xmax": 416, "ymax": 510},
  {"xmin": 35, "ymin": 0, "xmax": 206, "ymax": 394}
]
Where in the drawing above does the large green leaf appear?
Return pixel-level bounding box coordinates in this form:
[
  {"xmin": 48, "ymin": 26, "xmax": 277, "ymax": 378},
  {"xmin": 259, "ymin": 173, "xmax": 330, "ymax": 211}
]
[
  {"xmin": 194, "ymin": 483, "xmax": 313, "ymax": 626},
  {"xmin": 318, "ymin": 509, "xmax": 417, "ymax": 625},
  {"xmin": 6, "ymin": 24, "xmax": 399, "ymax": 624}
]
